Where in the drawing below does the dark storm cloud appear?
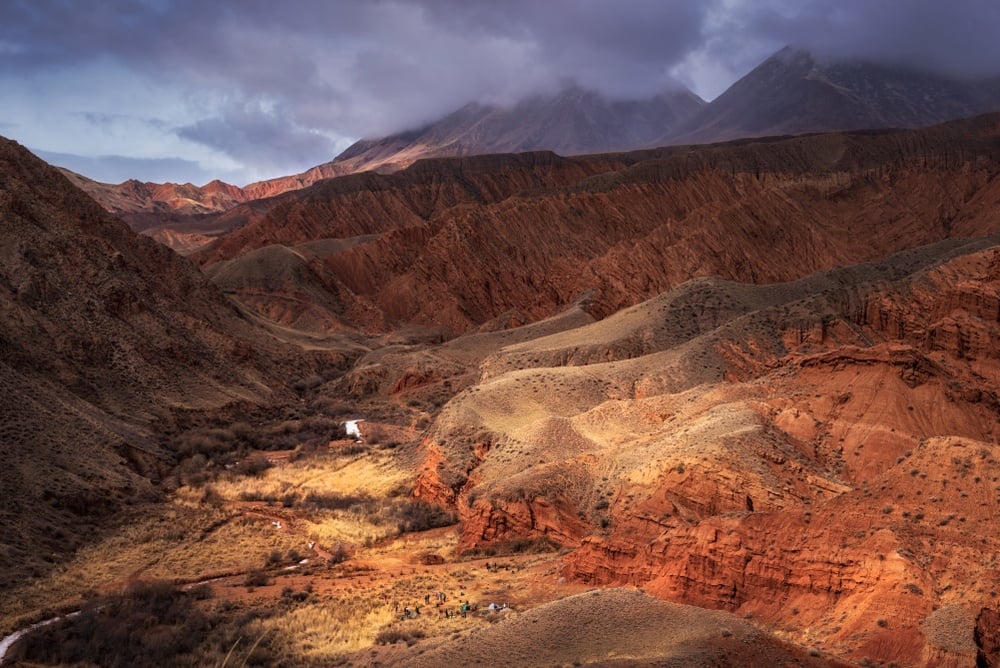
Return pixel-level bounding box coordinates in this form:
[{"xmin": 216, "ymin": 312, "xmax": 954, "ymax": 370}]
[
  {"xmin": 3, "ymin": 0, "xmax": 999, "ymax": 183},
  {"xmin": 414, "ymin": 0, "xmax": 710, "ymax": 96},
  {"xmin": 710, "ymin": 0, "xmax": 1000, "ymax": 82},
  {"xmin": 0, "ymin": 0, "xmax": 713, "ymax": 140},
  {"xmin": 177, "ymin": 104, "xmax": 338, "ymax": 175}
]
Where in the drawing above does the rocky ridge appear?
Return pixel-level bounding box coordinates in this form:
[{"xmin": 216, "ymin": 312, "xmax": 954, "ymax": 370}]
[
  {"xmin": 664, "ymin": 46, "xmax": 1000, "ymax": 146},
  {"xmin": 198, "ymin": 115, "xmax": 1000, "ymax": 336}
]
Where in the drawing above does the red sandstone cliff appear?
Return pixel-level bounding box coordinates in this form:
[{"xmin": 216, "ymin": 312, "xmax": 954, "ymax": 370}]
[
  {"xmin": 409, "ymin": 237, "xmax": 1000, "ymax": 666},
  {"xmin": 197, "ymin": 115, "xmax": 1000, "ymax": 336}
]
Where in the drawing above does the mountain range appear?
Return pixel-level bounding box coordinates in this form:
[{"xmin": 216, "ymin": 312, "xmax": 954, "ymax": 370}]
[
  {"xmin": 5, "ymin": 114, "xmax": 1000, "ymax": 664},
  {"xmin": 7, "ymin": 41, "xmax": 1000, "ymax": 667},
  {"xmin": 60, "ymin": 46, "xmax": 1000, "ymax": 256}
]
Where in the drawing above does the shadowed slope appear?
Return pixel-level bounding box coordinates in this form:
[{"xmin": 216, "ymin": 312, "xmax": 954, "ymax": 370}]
[{"xmin": 0, "ymin": 137, "xmax": 312, "ymax": 589}]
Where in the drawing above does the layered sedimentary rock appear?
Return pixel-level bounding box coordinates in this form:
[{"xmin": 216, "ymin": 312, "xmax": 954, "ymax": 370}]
[
  {"xmin": 412, "ymin": 237, "xmax": 1000, "ymax": 665},
  {"xmin": 199, "ymin": 115, "xmax": 1000, "ymax": 336}
]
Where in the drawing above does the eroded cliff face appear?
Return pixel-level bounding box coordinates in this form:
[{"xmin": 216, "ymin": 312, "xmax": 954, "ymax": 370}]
[
  {"xmin": 412, "ymin": 239, "xmax": 1000, "ymax": 666},
  {"xmin": 976, "ymin": 607, "xmax": 1000, "ymax": 667},
  {"xmin": 198, "ymin": 116, "xmax": 1000, "ymax": 335}
]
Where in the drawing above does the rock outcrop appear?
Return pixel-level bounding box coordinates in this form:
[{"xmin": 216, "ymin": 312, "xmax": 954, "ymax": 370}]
[
  {"xmin": 199, "ymin": 115, "xmax": 1000, "ymax": 335},
  {"xmin": 412, "ymin": 236, "xmax": 1000, "ymax": 665}
]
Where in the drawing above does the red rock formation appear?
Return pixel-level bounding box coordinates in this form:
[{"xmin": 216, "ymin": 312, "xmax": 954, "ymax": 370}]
[
  {"xmin": 198, "ymin": 115, "xmax": 1000, "ymax": 335},
  {"xmin": 410, "ymin": 234, "xmax": 1000, "ymax": 665},
  {"xmin": 977, "ymin": 608, "xmax": 1000, "ymax": 667}
]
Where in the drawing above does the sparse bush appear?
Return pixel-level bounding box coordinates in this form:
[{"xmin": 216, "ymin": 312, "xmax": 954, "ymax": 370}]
[
  {"xmin": 293, "ymin": 374, "xmax": 324, "ymax": 393},
  {"xmin": 244, "ymin": 570, "xmax": 270, "ymax": 588},
  {"xmin": 176, "ymin": 454, "xmax": 212, "ymax": 487},
  {"xmin": 375, "ymin": 627, "xmax": 425, "ymax": 645},
  {"xmin": 337, "ymin": 441, "xmax": 369, "ymax": 455},
  {"xmin": 365, "ymin": 423, "xmax": 388, "ymax": 445},
  {"xmin": 233, "ymin": 453, "xmax": 272, "ymax": 478},
  {"xmin": 8, "ymin": 579, "xmax": 264, "ymax": 667},
  {"xmin": 303, "ymin": 491, "xmax": 374, "ymax": 511},
  {"xmin": 392, "ymin": 499, "xmax": 458, "ymax": 534},
  {"xmin": 200, "ymin": 485, "xmax": 225, "ymax": 507},
  {"xmin": 309, "ymin": 395, "xmax": 354, "ymax": 417},
  {"xmin": 329, "ymin": 542, "xmax": 351, "ymax": 564}
]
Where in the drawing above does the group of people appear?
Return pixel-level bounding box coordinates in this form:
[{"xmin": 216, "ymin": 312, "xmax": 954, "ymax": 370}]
[{"xmin": 394, "ymin": 588, "xmax": 508, "ymax": 621}]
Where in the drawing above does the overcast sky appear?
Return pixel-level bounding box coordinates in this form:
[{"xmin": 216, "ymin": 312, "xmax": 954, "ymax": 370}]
[{"xmin": 2, "ymin": 0, "xmax": 998, "ymax": 185}]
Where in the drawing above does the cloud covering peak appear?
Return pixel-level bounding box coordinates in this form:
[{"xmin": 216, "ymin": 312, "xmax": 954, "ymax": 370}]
[{"xmin": 1, "ymin": 0, "xmax": 997, "ymax": 184}]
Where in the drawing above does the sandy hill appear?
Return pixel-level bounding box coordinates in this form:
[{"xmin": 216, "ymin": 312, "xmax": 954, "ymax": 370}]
[
  {"xmin": 381, "ymin": 588, "xmax": 850, "ymax": 667},
  {"xmin": 409, "ymin": 234, "xmax": 1000, "ymax": 665}
]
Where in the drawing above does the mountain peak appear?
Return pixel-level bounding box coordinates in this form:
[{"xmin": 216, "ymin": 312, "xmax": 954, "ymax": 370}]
[
  {"xmin": 664, "ymin": 45, "xmax": 1000, "ymax": 145},
  {"xmin": 326, "ymin": 85, "xmax": 705, "ymax": 175}
]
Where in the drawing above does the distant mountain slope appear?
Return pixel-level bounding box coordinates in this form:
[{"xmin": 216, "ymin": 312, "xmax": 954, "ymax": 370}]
[
  {"xmin": 59, "ymin": 86, "xmax": 703, "ymax": 233},
  {"xmin": 665, "ymin": 46, "xmax": 1000, "ymax": 145},
  {"xmin": 329, "ymin": 86, "xmax": 705, "ymax": 174},
  {"xmin": 64, "ymin": 49, "xmax": 1000, "ymax": 257}
]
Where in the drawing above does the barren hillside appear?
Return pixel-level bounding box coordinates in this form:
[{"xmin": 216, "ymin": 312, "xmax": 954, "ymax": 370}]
[
  {"xmin": 6, "ymin": 119, "xmax": 1000, "ymax": 666},
  {"xmin": 411, "ymin": 235, "xmax": 1000, "ymax": 665},
  {"xmin": 0, "ymin": 137, "xmax": 345, "ymax": 590},
  {"xmin": 198, "ymin": 115, "xmax": 1000, "ymax": 335}
]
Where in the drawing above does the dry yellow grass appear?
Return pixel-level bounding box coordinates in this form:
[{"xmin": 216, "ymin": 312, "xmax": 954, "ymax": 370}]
[
  {"xmin": 0, "ymin": 501, "xmax": 302, "ymax": 634},
  {"xmin": 195, "ymin": 532, "xmax": 563, "ymax": 665},
  {"xmin": 179, "ymin": 449, "xmax": 416, "ymax": 547},
  {"xmin": 0, "ymin": 447, "xmax": 422, "ymax": 640},
  {"xmin": 203, "ymin": 449, "xmax": 410, "ymax": 501}
]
